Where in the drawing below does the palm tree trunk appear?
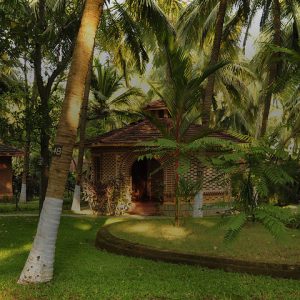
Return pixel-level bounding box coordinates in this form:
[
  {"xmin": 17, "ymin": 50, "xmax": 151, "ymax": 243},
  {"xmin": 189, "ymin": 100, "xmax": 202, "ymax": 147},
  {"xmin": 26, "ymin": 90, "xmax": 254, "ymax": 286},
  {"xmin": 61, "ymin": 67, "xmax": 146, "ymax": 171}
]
[
  {"xmin": 174, "ymin": 126, "xmax": 180, "ymax": 226},
  {"xmin": 18, "ymin": 0, "xmax": 104, "ymax": 284},
  {"xmin": 202, "ymin": 0, "xmax": 227, "ymax": 127},
  {"xmin": 259, "ymin": 0, "xmax": 281, "ymax": 137},
  {"xmin": 39, "ymin": 101, "xmax": 51, "ymax": 211},
  {"xmin": 71, "ymin": 58, "xmax": 93, "ymax": 212}
]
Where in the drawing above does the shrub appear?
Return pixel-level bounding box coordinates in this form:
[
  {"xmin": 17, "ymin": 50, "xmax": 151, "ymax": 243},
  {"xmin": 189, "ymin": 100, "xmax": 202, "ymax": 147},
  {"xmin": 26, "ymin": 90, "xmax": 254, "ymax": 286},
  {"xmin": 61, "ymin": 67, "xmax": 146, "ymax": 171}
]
[{"xmin": 82, "ymin": 177, "xmax": 130, "ymax": 215}]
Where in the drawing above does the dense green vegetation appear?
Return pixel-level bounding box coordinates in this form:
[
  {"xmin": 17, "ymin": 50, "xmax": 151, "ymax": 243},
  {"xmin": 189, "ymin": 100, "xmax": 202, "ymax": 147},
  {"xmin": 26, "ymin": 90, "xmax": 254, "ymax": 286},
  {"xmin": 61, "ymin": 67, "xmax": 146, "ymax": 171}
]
[
  {"xmin": 1, "ymin": 0, "xmax": 300, "ymax": 207},
  {"xmin": 1, "ymin": 216, "xmax": 300, "ymax": 300},
  {"xmin": 1, "ymin": 0, "xmax": 300, "ymax": 288}
]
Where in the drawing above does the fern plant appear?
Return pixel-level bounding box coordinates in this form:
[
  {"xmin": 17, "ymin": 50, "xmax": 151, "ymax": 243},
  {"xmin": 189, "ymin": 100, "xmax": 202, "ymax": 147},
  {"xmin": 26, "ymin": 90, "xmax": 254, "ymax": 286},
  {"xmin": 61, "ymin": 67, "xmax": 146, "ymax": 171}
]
[{"xmin": 199, "ymin": 133, "xmax": 296, "ymax": 241}]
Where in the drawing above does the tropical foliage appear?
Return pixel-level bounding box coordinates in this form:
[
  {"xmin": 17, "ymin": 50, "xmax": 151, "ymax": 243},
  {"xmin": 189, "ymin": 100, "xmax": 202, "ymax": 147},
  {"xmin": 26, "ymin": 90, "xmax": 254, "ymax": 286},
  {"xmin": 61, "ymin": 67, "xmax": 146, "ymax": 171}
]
[
  {"xmin": 139, "ymin": 36, "xmax": 228, "ymax": 225},
  {"xmin": 1, "ymin": 0, "xmax": 300, "ymax": 285},
  {"xmin": 87, "ymin": 58, "xmax": 143, "ymax": 135},
  {"xmin": 204, "ymin": 134, "xmax": 297, "ymax": 240}
]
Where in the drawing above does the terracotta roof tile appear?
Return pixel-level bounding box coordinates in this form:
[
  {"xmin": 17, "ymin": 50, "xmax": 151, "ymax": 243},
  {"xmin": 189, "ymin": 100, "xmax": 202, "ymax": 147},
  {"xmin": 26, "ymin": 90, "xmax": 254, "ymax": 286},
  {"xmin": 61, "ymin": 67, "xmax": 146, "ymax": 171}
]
[
  {"xmin": 86, "ymin": 119, "xmax": 241, "ymax": 147},
  {"xmin": 0, "ymin": 143, "xmax": 23, "ymax": 156},
  {"xmin": 144, "ymin": 100, "xmax": 167, "ymax": 111}
]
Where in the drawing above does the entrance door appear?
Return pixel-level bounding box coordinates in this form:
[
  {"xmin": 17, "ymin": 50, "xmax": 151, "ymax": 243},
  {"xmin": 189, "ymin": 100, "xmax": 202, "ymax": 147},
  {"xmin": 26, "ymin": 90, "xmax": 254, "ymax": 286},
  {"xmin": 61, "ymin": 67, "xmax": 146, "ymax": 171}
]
[{"xmin": 131, "ymin": 158, "xmax": 163, "ymax": 203}]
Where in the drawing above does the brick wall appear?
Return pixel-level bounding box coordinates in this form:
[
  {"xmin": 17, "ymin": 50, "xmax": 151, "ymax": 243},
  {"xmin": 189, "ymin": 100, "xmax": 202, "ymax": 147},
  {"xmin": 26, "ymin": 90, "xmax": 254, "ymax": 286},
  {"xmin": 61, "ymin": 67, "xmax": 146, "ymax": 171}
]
[{"xmin": 91, "ymin": 148, "xmax": 231, "ymax": 207}]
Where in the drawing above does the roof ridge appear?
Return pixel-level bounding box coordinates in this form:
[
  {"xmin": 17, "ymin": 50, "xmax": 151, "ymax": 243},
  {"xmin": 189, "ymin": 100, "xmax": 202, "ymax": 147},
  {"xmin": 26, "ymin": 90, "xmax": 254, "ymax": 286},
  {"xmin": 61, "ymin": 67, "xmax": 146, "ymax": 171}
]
[
  {"xmin": 86, "ymin": 120, "xmax": 241, "ymax": 147},
  {"xmin": 85, "ymin": 119, "xmax": 147, "ymax": 145},
  {"xmin": 103, "ymin": 119, "xmax": 150, "ymax": 142}
]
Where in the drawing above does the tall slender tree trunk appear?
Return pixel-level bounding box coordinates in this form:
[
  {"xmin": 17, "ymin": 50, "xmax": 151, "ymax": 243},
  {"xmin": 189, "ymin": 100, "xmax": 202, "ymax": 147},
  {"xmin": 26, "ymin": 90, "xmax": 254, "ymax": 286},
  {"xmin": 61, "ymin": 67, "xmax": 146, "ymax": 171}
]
[
  {"xmin": 34, "ymin": 0, "xmax": 49, "ymax": 211},
  {"xmin": 174, "ymin": 122, "xmax": 180, "ymax": 227},
  {"xmin": 202, "ymin": 0, "xmax": 227, "ymax": 127},
  {"xmin": 71, "ymin": 58, "xmax": 93, "ymax": 212},
  {"xmin": 242, "ymin": 8, "xmax": 256, "ymax": 54},
  {"xmin": 34, "ymin": 0, "xmax": 75, "ymax": 210},
  {"xmin": 174, "ymin": 159, "xmax": 180, "ymax": 227},
  {"xmin": 18, "ymin": 0, "xmax": 104, "ymax": 284},
  {"xmin": 259, "ymin": 0, "xmax": 281, "ymax": 137},
  {"xmin": 20, "ymin": 61, "xmax": 37, "ymax": 203}
]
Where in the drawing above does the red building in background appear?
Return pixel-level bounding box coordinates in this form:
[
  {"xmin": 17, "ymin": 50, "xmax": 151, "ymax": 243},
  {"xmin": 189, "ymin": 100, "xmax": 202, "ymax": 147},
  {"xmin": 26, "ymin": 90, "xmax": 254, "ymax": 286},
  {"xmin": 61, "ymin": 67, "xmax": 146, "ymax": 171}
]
[{"xmin": 0, "ymin": 143, "xmax": 23, "ymax": 200}]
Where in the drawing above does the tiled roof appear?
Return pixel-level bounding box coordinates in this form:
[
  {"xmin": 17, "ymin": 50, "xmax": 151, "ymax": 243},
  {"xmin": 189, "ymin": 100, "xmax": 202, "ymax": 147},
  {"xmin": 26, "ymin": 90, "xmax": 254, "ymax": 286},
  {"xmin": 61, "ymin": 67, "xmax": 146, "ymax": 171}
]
[
  {"xmin": 85, "ymin": 119, "xmax": 241, "ymax": 148},
  {"xmin": 144, "ymin": 100, "xmax": 167, "ymax": 111},
  {"xmin": 0, "ymin": 143, "xmax": 23, "ymax": 156}
]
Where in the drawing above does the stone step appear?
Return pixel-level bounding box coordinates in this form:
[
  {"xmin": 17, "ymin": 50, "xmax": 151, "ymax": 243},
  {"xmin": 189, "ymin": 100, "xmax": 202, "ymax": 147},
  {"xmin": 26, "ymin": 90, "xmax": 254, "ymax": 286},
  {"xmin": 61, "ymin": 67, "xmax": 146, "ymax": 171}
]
[{"xmin": 129, "ymin": 202, "xmax": 160, "ymax": 216}]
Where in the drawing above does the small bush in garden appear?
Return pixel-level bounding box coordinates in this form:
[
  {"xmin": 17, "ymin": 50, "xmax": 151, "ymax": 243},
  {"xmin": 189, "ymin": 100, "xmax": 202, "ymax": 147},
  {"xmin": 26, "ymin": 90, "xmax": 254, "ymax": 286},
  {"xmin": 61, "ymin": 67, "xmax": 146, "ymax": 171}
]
[{"xmin": 82, "ymin": 176, "xmax": 130, "ymax": 215}]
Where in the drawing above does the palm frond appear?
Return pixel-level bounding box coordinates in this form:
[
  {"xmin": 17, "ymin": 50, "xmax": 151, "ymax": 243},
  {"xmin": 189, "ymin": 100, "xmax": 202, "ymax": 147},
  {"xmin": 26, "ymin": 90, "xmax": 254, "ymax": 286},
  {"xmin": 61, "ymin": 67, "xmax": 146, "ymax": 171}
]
[{"xmin": 126, "ymin": 0, "xmax": 175, "ymax": 42}]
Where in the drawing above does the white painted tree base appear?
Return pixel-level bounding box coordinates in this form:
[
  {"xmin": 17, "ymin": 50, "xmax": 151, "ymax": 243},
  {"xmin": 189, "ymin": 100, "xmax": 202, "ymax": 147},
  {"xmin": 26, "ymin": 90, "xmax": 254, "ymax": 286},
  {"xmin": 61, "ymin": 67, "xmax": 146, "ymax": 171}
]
[
  {"xmin": 19, "ymin": 183, "xmax": 27, "ymax": 203},
  {"xmin": 193, "ymin": 191, "xmax": 203, "ymax": 218},
  {"xmin": 71, "ymin": 185, "xmax": 81, "ymax": 212},
  {"xmin": 18, "ymin": 197, "xmax": 63, "ymax": 284}
]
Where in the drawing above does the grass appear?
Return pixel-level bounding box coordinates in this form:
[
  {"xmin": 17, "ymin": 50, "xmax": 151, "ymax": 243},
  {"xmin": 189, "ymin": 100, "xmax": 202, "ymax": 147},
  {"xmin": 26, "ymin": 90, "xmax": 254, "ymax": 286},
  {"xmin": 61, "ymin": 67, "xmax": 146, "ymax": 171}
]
[
  {"xmin": 0, "ymin": 195, "xmax": 74, "ymax": 214},
  {"xmin": 0, "ymin": 201, "xmax": 39, "ymax": 214},
  {"xmin": 0, "ymin": 216, "xmax": 300, "ymax": 300},
  {"xmin": 108, "ymin": 217, "xmax": 300, "ymax": 264}
]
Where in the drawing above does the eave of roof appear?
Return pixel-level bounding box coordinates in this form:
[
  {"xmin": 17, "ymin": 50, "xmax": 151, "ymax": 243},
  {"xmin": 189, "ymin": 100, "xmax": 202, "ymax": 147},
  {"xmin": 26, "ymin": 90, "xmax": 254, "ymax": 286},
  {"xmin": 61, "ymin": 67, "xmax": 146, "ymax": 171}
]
[
  {"xmin": 0, "ymin": 143, "xmax": 23, "ymax": 156},
  {"xmin": 85, "ymin": 119, "xmax": 242, "ymax": 148},
  {"xmin": 144, "ymin": 100, "xmax": 167, "ymax": 111}
]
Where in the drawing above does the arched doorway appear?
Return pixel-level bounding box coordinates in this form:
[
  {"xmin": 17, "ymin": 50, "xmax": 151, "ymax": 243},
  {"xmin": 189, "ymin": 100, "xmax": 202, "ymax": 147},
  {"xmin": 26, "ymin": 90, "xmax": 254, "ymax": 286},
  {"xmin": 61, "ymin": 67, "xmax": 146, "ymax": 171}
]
[{"xmin": 130, "ymin": 158, "xmax": 163, "ymax": 215}]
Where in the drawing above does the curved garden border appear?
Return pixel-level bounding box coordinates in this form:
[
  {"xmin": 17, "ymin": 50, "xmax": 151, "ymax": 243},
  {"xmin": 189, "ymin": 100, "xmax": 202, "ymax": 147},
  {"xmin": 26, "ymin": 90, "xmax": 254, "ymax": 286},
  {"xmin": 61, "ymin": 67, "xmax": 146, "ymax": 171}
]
[{"xmin": 95, "ymin": 225, "xmax": 300, "ymax": 280}]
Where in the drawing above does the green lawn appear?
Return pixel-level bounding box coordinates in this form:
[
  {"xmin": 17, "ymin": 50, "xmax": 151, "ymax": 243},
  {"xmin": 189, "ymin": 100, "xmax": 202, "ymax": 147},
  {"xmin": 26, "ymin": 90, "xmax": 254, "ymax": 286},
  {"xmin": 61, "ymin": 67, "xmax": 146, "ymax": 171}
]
[
  {"xmin": 0, "ymin": 201, "xmax": 40, "ymax": 214},
  {"xmin": 1, "ymin": 217, "xmax": 300, "ymax": 300},
  {"xmin": 109, "ymin": 217, "xmax": 300, "ymax": 264},
  {"xmin": 0, "ymin": 197, "xmax": 74, "ymax": 214}
]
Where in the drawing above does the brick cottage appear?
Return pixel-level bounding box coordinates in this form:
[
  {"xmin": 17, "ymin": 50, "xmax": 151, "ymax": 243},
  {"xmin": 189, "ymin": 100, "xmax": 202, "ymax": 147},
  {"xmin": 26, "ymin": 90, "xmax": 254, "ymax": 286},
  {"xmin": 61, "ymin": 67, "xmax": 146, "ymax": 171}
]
[{"xmin": 85, "ymin": 101, "xmax": 238, "ymax": 215}]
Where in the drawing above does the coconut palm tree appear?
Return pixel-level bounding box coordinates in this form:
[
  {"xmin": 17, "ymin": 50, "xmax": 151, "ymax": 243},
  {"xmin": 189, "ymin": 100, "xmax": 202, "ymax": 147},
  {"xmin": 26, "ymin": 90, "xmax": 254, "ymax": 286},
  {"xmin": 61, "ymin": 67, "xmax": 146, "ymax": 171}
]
[
  {"xmin": 71, "ymin": 57, "xmax": 93, "ymax": 212},
  {"xmin": 142, "ymin": 37, "xmax": 228, "ymax": 225},
  {"xmin": 156, "ymin": 0, "xmax": 183, "ymax": 24},
  {"xmin": 71, "ymin": 0, "xmax": 175, "ymax": 213},
  {"xmin": 71, "ymin": 59, "xmax": 142, "ymax": 212},
  {"xmin": 263, "ymin": 45, "xmax": 300, "ymax": 150},
  {"xmin": 18, "ymin": 0, "xmax": 104, "ymax": 284},
  {"xmin": 177, "ymin": 0, "xmax": 250, "ymax": 127},
  {"xmin": 88, "ymin": 59, "xmax": 143, "ymax": 125},
  {"xmin": 213, "ymin": 66, "xmax": 260, "ymax": 135},
  {"xmin": 258, "ymin": 0, "xmax": 281, "ymax": 137},
  {"xmin": 243, "ymin": 0, "xmax": 300, "ymax": 136},
  {"xmin": 125, "ymin": 0, "xmax": 176, "ymax": 46},
  {"xmin": 201, "ymin": 0, "xmax": 228, "ymax": 127},
  {"xmin": 97, "ymin": 1, "xmax": 149, "ymax": 87}
]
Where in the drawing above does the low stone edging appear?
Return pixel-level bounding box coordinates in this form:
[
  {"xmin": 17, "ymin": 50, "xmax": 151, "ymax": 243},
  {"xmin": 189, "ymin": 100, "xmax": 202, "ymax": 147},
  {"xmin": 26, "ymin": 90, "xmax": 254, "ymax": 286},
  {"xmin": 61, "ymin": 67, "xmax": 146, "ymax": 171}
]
[{"xmin": 95, "ymin": 225, "xmax": 300, "ymax": 280}]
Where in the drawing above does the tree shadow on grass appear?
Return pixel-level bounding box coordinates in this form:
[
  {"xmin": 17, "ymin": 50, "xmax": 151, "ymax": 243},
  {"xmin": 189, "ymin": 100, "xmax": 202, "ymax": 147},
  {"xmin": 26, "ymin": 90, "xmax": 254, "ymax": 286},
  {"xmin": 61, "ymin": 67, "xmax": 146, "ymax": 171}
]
[
  {"xmin": 0, "ymin": 217, "xmax": 39, "ymax": 281},
  {"xmin": 2, "ymin": 217, "xmax": 300, "ymax": 300},
  {"xmin": 0, "ymin": 216, "xmax": 106, "ymax": 278}
]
